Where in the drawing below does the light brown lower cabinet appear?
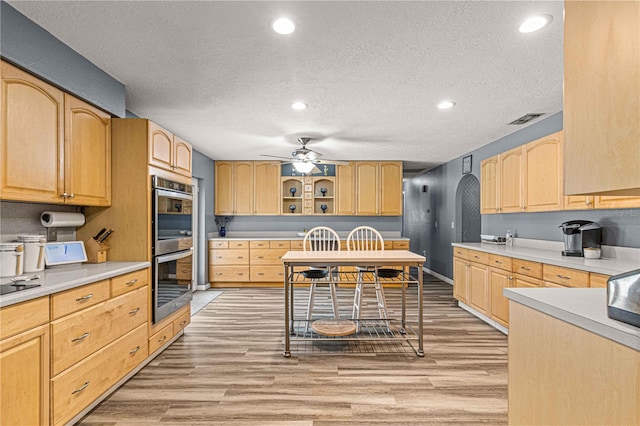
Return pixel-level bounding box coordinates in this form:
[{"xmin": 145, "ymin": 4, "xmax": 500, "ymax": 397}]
[
  {"xmin": 468, "ymin": 262, "xmax": 489, "ymax": 315},
  {"xmin": 488, "ymin": 267, "xmax": 511, "ymax": 327},
  {"xmin": 453, "ymin": 256, "xmax": 469, "ymax": 304}
]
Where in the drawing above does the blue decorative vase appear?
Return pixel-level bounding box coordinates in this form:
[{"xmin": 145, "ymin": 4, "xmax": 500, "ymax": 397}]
[{"xmin": 219, "ymin": 227, "xmax": 226, "ymax": 237}]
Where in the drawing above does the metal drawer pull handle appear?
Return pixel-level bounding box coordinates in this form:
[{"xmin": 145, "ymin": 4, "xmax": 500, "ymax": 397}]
[
  {"xmin": 237, "ymin": 256, "xmax": 244, "ymax": 259},
  {"xmin": 158, "ymin": 335, "xmax": 167, "ymax": 343},
  {"xmin": 258, "ymin": 272, "xmax": 264, "ymax": 275},
  {"xmin": 494, "ymin": 260, "xmax": 502, "ymax": 264},
  {"xmin": 129, "ymin": 307, "xmax": 141, "ymax": 315},
  {"xmin": 76, "ymin": 294, "xmax": 93, "ymax": 301},
  {"xmin": 521, "ymin": 266, "xmax": 531, "ymax": 271},
  {"xmin": 238, "ymin": 273, "xmax": 244, "ymax": 276},
  {"xmin": 180, "ymin": 320, "xmax": 187, "ymax": 326},
  {"xmin": 129, "ymin": 346, "xmax": 141, "ymax": 355},
  {"xmin": 557, "ymin": 274, "xmax": 571, "ymax": 280},
  {"xmin": 474, "ymin": 255, "xmax": 480, "ymax": 259},
  {"xmin": 72, "ymin": 382, "xmax": 90, "ymax": 394},
  {"xmin": 257, "ymin": 256, "xmax": 264, "ymax": 259},
  {"xmin": 126, "ymin": 279, "xmax": 138, "ymax": 286},
  {"xmin": 71, "ymin": 332, "xmax": 90, "ymax": 342},
  {"xmin": 215, "ymin": 256, "xmax": 222, "ymax": 259}
]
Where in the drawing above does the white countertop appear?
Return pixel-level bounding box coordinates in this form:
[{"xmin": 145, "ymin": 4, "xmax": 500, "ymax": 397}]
[
  {"xmin": 452, "ymin": 241, "xmax": 639, "ymax": 276},
  {"xmin": 0, "ymin": 261, "xmax": 150, "ymax": 308},
  {"xmin": 504, "ymin": 287, "xmax": 640, "ymax": 351}
]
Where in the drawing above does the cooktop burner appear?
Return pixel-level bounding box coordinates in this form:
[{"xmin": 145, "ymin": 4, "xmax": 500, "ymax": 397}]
[{"xmin": 0, "ymin": 283, "xmax": 41, "ymax": 295}]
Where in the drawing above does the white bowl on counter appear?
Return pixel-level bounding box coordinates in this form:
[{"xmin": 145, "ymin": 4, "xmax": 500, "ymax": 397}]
[{"xmin": 583, "ymin": 247, "xmax": 601, "ymax": 259}]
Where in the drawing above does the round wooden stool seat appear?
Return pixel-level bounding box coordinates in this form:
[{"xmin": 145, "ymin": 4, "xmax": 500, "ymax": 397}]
[{"xmin": 311, "ymin": 318, "xmax": 357, "ymax": 336}]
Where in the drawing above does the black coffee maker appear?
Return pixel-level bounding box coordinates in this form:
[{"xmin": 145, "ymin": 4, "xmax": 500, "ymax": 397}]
[{"xmin": 559, "ymin": 220, "xmax": 602, "ymax": 257}]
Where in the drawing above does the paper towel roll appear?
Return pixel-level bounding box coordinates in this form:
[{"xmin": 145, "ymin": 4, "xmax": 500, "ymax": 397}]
[{"xmin": 40, "ymin": 211, "xmax": 85, "ymax": 227}]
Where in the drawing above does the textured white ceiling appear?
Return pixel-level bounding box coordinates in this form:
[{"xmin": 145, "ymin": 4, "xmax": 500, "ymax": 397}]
[{"xmin": 8, "ymin": 0, "xmax": 564, "ymax": 173}]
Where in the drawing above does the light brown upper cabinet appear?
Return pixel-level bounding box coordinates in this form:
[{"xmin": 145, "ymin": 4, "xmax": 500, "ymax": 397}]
[
  {"xmin": 336, "ymin": 163, "xmax": 356, "ymax": 215},
  {"xmin": 481, "ymin": 131, "xmax": 563, "ymax": 214},
  {"xmin": 500, "ymin": 147, "xmax": 524, "ymax": 213},
  {"xmin": 148, "ymin": 121, "xmax": 192, "ymax": 178},
  {"xmin": 564, "ymin": 196, "xmax": 595, "ymax": 211},
  {"xmin": 215, "ymin": 161, "xmax": 253, "ymax": 215},
  {"xmin": 480, "ymin": 156, "xmax": 500, "ymax": 214},
  {"xmin": 1, "ymin": 61, "xmax": 111, "ymax": 206},
  {"xmin": 594, "ymin": 196, "xmax": 640, "ymax": 209},
  {"xmin": 564, "ymin": 1, "xmax": 640, "ymax": 196},
  {"xmin": 523, "ymin": 131, "xmax": 563, "ymax": 212},
  {"xmin": 354, "ymin": 161, "xmax": 403, "ymax": 216},
  {"xmin": 253, "ymin": 161, "xmax": 280, "ymax": 215}
]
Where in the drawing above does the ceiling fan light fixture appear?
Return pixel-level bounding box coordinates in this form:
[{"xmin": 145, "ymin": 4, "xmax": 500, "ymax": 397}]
[
  {"xmin": 437, "ymin": 100, "xmax": 456, "ymax": 110},
  {"xmin": 519, "ymin": 15, "xmax": 552, "ymax": 33},
  {"xmin": 291, "ymin": 101, "xmax": 307, "ymax": 110},
  {"xmin": 293, "ymin": 161, "xmax": 315, "ymax": 174},
  {"xmin": 273, "ymin": 17, "xmax": 295, "ymax": 35}
]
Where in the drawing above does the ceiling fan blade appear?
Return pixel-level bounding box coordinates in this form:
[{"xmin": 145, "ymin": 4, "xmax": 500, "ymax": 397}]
[
  {"xmin": 311, "ymin": 166, "xmax": 321, "ymax": 174},
  {"xmin": 315, "ymin": 159, "xmax": 351, "ymax": 166},
  {"xmin": 260, "ymin": 154, "xmax": 293, "ymax": 160}
]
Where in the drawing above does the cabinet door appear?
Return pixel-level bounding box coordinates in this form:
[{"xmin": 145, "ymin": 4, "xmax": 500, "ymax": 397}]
[
  {"xmin": 468, "ymin": 262, "xmax": 488, "ymax": 314},
  {"xmin": 336, "ymin": 163, "xmax": 355, "ymax": 215},
  {"xmin": 355, "ymin": 161, "xmax": 378, "ymax": 215},
  {"xmin": 524, "ymin": 132, "xmax": 563, "ymax": 212},
  {"xmin": 148, "ymin": 121, "xmax": 173, "ymax": 171},
  {"xmin": 480, "ymin": 156, "xmax": 500, "ymax": 214},
  {"xmin": 234, "ymin": 161, "xmax": 254, "ymax": 215},
  {"xmin": 253, "ymin": 161, "xmax": 280, "ymax": 215},
  {"xmin": 1, "ymin": 60, "xmax": 64, "ymax": 203},
  {"xmin": 564, "ymin": 1, "xmax": 640, "ymax": 195},
  {"xmin": 564, "ymin": 196, "xmax": 594, "ymax": 211},
  {"xmin": 489, "ymin": 267, "xmax": 511, "ymax": 327},
  {"xmin": 64, "ymin": 94, "xmax": 111, "ymax": 206},
  {"xmin": 173, "ymin": 135, "xmax": 192, "ymax": 177},
  {"xmin": 453, "ymin": 257, "xmax": 469, "ymax": 303},
  {"xmin": 379, "ymin": 161, "xmax": 403, "ymax": 215},
  {"xmin": 594, "ymin": 196, "xmax": 640, "ymax": 209},
  {"xmin": 214, "ymin": 161, "xmax": 234, "ymax": 215},
  {"xmin": 500, "ymin": 147, "xmax": 523, "ymax": 213},
  {"xmin": 0, "ymin": 324, "xmax": 49, "ymax": 426}
]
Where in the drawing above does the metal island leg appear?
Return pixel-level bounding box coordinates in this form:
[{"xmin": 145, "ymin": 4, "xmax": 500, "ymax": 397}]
[
  {"xmin": 417, "ymin": 261, "xmax": 424, "ymax": 357},
  {"xmin": 284, "ymin": 262, "xmax": 291, "ymax": 358}
]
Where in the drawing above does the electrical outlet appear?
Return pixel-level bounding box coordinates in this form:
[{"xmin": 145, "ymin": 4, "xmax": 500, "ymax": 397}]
[
  {"xmin": 435, "ymin": 221, "xmax": 438, "ymax": 228},
  {"xmin": 422, "ymin": 250, "xmax": 426, "ymax": 257},
  {"xmin": 451, "ymin": 222, "xmax": 455, "ymax": 229},
  {"xmin": 47, "ymin": 228, "xmax": 57, "ymax": 242}
]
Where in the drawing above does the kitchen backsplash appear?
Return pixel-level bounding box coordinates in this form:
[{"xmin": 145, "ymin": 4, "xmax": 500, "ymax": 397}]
[{"xmin": 0, "ymin": 201, "xmax": 77, "ymax": 242}]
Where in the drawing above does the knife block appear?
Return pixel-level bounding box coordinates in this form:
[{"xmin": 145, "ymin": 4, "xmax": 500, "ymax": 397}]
[{"xmin": 85, "ymin": 238, "xmax": 110, "ymax": 263}]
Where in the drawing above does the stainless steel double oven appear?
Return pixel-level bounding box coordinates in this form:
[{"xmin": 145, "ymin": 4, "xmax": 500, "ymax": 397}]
[{"xmin": 152, "ymin": 176, "xmax": 193, "ymax": 323}]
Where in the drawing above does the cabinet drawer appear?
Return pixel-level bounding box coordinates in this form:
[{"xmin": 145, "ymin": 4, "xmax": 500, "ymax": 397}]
[
  {"xmin": 250, "ymin": 248, "xmax": 288, "ymax": 265},
  {"xmin": 392, "ymin": 241, "xmax": 410, "ymax": 250},
  {"xmin": 210, "ymin": 249, "xmax": 249, "ymax": 265},
  {"xmin": 173, "ymin": 310, "xmax": 190, "ymax": 334},
  {"xmin": 148, "ymin": 323, "xmax": 173, "ymax": 354},
  {"xmin": 250, "ymin": 240, "xmax": 270, "ymax": 249},
  {"xmin": 453, "ymin": 247, "xmax": 469, "ymax": 259},
  {"xmin": 514, "ymin": 274, "xmax": 542, "ymax": 288},
  {"xmin": 209, "ymin": 240, "xmax": 228, "ymax": 249},
  {"xmin": 51, "ymin": 280, "xmax": 110, "ymax": 320},
  {"xmin": 489, "ymin": 254, "xmax": 512, "ymax": 271},
  {"xmin": 543, "ymin": 264, "xmax": 589, "ymax": 287},
  {"xmin": 209, "ymin": 266, "xmax": 249, "ymax": 282},
  {"xmin": 51, "ymin": 323, "xmax": 148, "ymax": 426},
  {"xmin": 512, "ymin": 258, "xmax": 543, "ymax": 279},
  {"xmin": 0, "ymin": 297, "xmax": 49, "ymax": 340},
  {"xmin": 51, "ymin": 286, "xmax": 147, "ymax": 376},
  {"xmin": 270, "ymin": 240, "xmax": 291, "ymax": 249},
  {"xmin": 590, "ymin": 273, "xmax": 610, "ymax": 288},
  {"xmin": 229, "ymin": 240, "xmax": 249, "ymax": 249},
  {"xmin": 250, "ymin": 266, "xmax": 287, "ymax": 282},
  {"xmin": 110, "ymin": 269, "xmax": 148, "ymax": 297},
  {"xmin": 383, "ymin": 241, "xmax": 394, "ymax": 250},
  {"xmin": 468, "ymin": 250, "xmax": 489, "ymax": 265},
  {"xmin": 290, "ymin": 240, "xmax": 303, "ymax": 250}
]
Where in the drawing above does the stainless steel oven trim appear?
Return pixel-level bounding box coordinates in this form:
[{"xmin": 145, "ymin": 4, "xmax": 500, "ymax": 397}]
[
  {"xmin": 154, "ymin": 187, "xmax": 193, "ymax": 202},
  {"xmin": 156, "ymin": 248, "xmax": 193, "ymax": 264}
]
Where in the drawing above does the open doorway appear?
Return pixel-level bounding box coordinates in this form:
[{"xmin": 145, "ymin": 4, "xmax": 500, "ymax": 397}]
[{"xmin": 455, "ymin": 174, "xmax": 481, "ymax": 243}]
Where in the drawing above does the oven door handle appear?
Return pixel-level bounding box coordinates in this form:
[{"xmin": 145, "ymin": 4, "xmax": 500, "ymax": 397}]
[
  {"xmin": 155, "ymin": 188, "xmax": 193, "ymax": 201},
  {"xmin": 156, "ymin": 248, "xmax": 193, "ymax": 264}
]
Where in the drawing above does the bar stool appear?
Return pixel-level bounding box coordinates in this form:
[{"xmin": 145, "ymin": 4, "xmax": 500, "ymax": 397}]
[
  {"xmin": 303, "ymin": 226, "xmax": 341, "ymax": 330},
  {"xmin": 346, "ymin": 226, "xmax": 389, "ymax": 332}
]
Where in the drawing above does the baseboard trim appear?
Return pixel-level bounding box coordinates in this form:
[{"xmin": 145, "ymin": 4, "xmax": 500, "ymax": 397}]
[
  {"xmin": 422, "ymin": 267, "xmax": 453, "ymax": 285},
  {"xmin": 458, "ymin": 302, "xmax": 509, "ymax": 335}
]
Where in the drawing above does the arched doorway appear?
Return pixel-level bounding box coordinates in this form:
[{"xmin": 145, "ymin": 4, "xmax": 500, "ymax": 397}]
[{"xmin": 455, "ymin": 174, "xmax": 481, "ymax": 242}]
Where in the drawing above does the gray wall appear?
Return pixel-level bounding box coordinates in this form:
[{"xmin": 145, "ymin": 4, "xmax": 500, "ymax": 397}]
[
  {"xmin": 405, "ymin": 111, "xmax": 640, "ymax": 280},
  {"xmin": 0, "ymin": 2, "xmax": 125, "ymax": 117},
  {"xmin": 192, "ymin": 149, "xmax": 215, "ymax": 286},
  {"xmin": 225, "ymin": 215, "xmax": 402, "ymax": 234}
]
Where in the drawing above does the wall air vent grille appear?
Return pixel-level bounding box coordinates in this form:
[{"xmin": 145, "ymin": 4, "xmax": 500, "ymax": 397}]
[{"xmin": 508, "ymin": 113, "xmax": 545, "ymax": 125}]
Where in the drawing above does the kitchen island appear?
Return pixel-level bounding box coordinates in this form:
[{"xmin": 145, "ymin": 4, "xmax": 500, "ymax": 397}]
[{"xmin": 505, "ymin": 287, "xmax": 640, "ymax": 425}]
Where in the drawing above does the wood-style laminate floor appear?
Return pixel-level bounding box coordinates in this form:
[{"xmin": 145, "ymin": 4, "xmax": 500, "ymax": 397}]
[{"xmin": 79, "ymin": 276, "xmax": 508, "ymax": 425}]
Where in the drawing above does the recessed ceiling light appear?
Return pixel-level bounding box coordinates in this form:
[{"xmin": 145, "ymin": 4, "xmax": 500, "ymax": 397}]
[
  {"xmin": 519, "ymin": 15, "xmax": 552, "ymax": 33},
  {"xmin": 291, "ymin": 102, "xmax": 307, "ymax": 110},
  {"xmin": 437, "ymin": 100, "xmax": 456, "ymax": 110},
  {"xmin": 273, "ymin": 17, "xmax": 295, "ymax": 35}
]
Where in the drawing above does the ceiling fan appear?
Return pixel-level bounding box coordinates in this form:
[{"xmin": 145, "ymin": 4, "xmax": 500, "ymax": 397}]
[{"xmin": 260, "ymin": 137, "xmax": 349, "ymax": 174}]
